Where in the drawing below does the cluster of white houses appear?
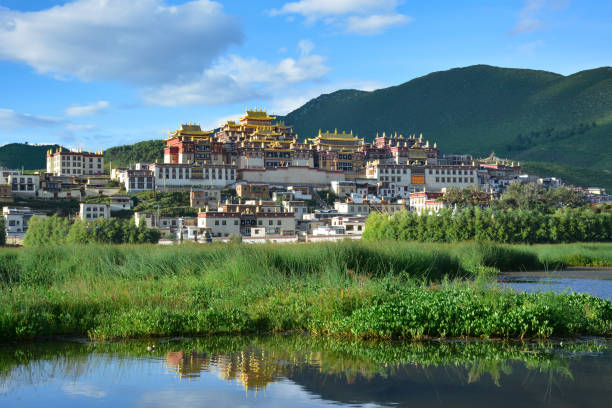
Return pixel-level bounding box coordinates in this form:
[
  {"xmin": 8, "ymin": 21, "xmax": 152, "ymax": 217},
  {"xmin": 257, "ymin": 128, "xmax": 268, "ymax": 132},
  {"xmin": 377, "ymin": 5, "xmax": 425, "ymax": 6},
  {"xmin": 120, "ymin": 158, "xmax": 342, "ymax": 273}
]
[{"xmin": 1, "ymin": 109, "xmax": 608, "ymax": 242}]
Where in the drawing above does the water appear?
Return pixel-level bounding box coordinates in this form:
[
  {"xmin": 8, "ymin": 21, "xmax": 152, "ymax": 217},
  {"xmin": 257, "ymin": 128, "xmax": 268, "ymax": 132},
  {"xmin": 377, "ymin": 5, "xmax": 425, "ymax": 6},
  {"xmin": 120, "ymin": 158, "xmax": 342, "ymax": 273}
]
[
  {"xmin": 498, "ymin": 267, "xmax": 612, "ymax": 300},
  {"xmin": 1, "ymin": 336, "xmax": 611, "ymax": 407}
]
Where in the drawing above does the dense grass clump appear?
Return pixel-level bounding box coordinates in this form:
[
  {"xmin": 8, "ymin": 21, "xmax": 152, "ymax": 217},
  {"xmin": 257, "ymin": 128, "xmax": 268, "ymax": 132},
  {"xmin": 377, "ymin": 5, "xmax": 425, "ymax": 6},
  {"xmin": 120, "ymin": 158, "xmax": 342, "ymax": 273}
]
[{"xmin": 0, "ymin": 242, "xmax": 611, "ymax": 341}]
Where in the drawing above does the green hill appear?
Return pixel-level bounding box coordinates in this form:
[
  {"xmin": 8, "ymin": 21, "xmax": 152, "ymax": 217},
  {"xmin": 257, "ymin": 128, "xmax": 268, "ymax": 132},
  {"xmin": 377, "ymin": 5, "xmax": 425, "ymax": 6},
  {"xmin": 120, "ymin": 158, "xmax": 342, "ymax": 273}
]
[
  {"xmin": 282, "ymin": 64, "xmax": 612, "ymax": 189},
  {"xmin": 104, "ymin": 139, "xmax": 164, "ymax": 168},
  {"xmin": 0, "ymin": 143, "xmax": 62, "ymax": 170}
]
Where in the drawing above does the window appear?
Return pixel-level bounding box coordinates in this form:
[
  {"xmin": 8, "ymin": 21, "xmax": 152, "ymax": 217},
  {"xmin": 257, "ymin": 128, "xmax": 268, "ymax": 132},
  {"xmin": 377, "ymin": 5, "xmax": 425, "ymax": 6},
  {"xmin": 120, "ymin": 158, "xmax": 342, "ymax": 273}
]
[
  {"xmin": 277, "ymin": 220, "xmax": 281, "ymax": 225},
  {"xmin": 436, "ymin": 177, "xmax": 440, "ymax": 182},
  {"xmin": 234, "ymin": 220, "xmax": 239, "ymax": 225},
  {"xmin": 269, "ymin": 220, "xmax": 273, "ymax": 226},
  {"xmin": 215, "ymin": 220, "xmax": 219, "ymax": 225},
  {"xmin": 222, "ymin": 220, "xmax": 226, "ymax": 225}
]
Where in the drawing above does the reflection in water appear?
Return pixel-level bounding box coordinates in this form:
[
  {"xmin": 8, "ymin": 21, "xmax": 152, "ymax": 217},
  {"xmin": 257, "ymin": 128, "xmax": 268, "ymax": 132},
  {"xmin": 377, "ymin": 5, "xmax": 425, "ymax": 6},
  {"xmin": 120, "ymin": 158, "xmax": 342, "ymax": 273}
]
[
  {"xmin": 0, "ymin": 336, "xmax": 610, "ymax": 407},
  {"xmin": 165, "ymin": 348, "xmax": 282, "ymax": 391}
]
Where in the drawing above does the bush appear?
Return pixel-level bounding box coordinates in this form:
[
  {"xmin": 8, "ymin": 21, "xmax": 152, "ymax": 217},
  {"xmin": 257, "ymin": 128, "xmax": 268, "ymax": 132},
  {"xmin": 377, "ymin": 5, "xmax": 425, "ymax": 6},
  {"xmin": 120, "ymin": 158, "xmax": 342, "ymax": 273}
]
[
  {"xmin": 363, "ymin": 207, "xmax": 612, "ymax": 244},
  {"xmin": 23, "ymin": 215, "xmax": 160, "ymax": 246}
]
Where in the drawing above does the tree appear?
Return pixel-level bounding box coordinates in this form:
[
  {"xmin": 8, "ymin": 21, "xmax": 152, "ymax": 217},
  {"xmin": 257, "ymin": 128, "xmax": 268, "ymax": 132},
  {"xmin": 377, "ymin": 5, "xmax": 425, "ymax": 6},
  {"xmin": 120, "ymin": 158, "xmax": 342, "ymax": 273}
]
[
  {"xmin": 441, "ymin": 186, "xmax": 488, "ymax": 209},
  {"xmin": 66, "ymin": 220, "xmax": 92, "ymax": 244}
]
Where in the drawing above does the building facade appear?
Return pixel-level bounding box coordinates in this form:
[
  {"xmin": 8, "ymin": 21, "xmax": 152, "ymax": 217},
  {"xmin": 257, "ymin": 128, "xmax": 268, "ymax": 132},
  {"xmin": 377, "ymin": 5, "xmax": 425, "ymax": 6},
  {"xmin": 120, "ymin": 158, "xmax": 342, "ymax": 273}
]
[
  {"xmin": 79, "ymin": 203, "xmax": 110, "ymax": 221},
  {"xmin": 47, "ymin": 148, "xmax": 104, "ymax": 176}
]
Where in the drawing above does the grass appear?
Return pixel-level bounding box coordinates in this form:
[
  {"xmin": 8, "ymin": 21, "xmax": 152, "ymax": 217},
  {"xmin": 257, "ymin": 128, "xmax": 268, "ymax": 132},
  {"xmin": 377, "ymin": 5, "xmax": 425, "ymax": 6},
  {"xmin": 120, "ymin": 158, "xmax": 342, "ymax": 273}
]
[{"xmin": 0, "ymin": 241, "xmax": 611, "ymax": 341}]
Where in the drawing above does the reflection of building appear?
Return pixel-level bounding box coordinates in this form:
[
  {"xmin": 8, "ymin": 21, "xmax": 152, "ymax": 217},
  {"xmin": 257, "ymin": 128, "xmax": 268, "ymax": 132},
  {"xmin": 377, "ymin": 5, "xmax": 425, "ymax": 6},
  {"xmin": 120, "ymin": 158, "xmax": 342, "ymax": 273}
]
[
  {"xmin": 164, "ymin": 349, "xmax": 280, "ymax": 391},
  {"xmin": 165, "ymin": 350, "xmax": 211, "ymax": 379}
]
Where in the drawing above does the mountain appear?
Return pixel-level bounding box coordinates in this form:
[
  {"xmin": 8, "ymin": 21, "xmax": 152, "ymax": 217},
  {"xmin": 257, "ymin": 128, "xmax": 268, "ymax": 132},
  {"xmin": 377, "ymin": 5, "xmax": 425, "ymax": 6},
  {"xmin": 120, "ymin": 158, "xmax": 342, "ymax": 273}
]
[
  {"xmin": 0, "ymin": 143, "xmax": 62, "ymax": 170},
  {"xmin": 3, "ymin": 65, "xmax": 610, "ymax": 189},
  {"xmin": 281, "ymin": 64, "xmax": 612, "ymax": 188}
]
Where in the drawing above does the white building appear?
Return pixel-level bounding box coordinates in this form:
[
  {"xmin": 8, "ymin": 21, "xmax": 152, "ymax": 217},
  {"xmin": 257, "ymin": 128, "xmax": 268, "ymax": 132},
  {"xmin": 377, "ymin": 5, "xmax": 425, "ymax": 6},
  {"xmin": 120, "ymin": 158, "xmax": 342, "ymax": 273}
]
[
  {"xmin": 47, "ymin": 149, "xmax": 104, "ymax": 176},
  {"xmin": 119, "ymin": 169, "xmax": 155, "ymax": 193},
  {"xmin": 365, "ymin": 162, "xmax": 413, "ymax": 198},
  {"xmin": 334, "ymin": 201, "xmax": 371, "ymax": 216},
  {"xmin": 109, "ymin": 196, "xmax": 133, "ymax": 212},
  {"xmin": 366, "ymin": 162, "xmax": 479, "ymax": 198},
  {"xmin": 424, "ymin": 165, "xmax": 478, "ymax": 191},
  {"xmin": 151, "ymin": 163, "xmax": 236, "ymax": 189},
  {"xmin": 2, "ymin": 206, "xmax": 46, "ymax": 236},
  {"xmin": 197, "ymin": 212, "xmax": 241, "ymax": 238},
  {"xmin": 409, "ymin": 191, "xmax": 446, "ymax": 215},
  {"xmin": 79, "ymin": 203, "xmax": 110, "ymax": 221},
  {"xmin": 282, "ymin": 200, "xmax": 308, "ymax": 220},
  {"xmin": 331, "ymin": 215, "xmax": 366, "ymax": 235},
  {"xmin": 9, "ymin": 174, "xmax": 39, "ymax": 196},
  {"xmin": 0, "ymin": 170, "xmax": 21, "ymax": 185}
]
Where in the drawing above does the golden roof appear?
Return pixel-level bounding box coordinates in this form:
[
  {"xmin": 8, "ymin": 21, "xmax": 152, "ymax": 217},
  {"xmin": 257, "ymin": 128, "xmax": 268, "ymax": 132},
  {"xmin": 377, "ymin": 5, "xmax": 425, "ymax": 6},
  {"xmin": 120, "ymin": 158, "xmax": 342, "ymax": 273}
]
[
  {"xmin": 169, "ymin": 123, "xmax": 214, "ymax": 138},
  {"xmin": 308, "ymin": 129, "xmax": 364, "ymax": 145},
  {"xmin": 242, "ymin": 109, "xmax": 276, "ymax": 121}
]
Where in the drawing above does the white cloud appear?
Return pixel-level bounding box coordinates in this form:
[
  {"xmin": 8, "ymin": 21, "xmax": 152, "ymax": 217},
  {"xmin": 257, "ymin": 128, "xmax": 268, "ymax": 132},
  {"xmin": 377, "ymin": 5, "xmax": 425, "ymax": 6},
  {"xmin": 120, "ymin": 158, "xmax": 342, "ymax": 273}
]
[
  {"xmin": 143, "ymin": 41, "xmax": 330, "ymax": 107},
  {"xmin": 0, "ymin": 0, "xmax": 242, "ymax": 84},
  {"xmin": 271, "ymin": 0, "xmax": 410, "ymax": 34},
  {"xmin": 141, "ymin": 71, "xmax": 260, "ymax": 106},
  {"xmin": 61, "ymin": 383, "xmax": 107, "ymax": 399},
  {"xmin": 272, "ymin": 0, "xmax": 398, "ymax": 19},
  {"xmin": 298, "ymin": 39, "xmax": 314, "ymax": 57},
  {"xmin": 512, "ymin": 0, "xmax": 569, "ymax": 34},
  {"xmin": 65, "ymin": 123, "xmax": 96, "ymax": 131},
  {"xmin": 346, "ymin": 13, "xmax": 412, "ymax": 35},
  {"xmin": 65, "ymin": 101, "xmax": 109, "ymax": 117},
  {"xmin": 0, "ymin": 108, "xmax": 63, "ymax": 130}
]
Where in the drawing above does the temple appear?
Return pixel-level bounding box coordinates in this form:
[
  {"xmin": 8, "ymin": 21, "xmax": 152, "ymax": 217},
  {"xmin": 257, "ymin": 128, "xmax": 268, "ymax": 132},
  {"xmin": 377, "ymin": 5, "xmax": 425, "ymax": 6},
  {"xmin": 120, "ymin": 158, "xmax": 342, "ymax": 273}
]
[{"xmin": 157, "ymin": 108, "xmax": 497, "ymax": 189}]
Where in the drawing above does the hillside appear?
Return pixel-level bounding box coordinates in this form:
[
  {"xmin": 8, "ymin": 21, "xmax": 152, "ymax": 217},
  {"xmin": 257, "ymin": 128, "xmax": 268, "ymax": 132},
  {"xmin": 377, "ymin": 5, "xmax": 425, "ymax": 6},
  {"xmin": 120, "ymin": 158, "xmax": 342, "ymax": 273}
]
[
  {"xmin": 282, "ymin": 65, "xmax": 612, "ymax": 188},
  {"xmin": 104, "ymin": 140, "xmax": 165, "ymax": 168},
  {"xmin": 0, "ymin": 143, "xmax": 62, "ymax": 170}
]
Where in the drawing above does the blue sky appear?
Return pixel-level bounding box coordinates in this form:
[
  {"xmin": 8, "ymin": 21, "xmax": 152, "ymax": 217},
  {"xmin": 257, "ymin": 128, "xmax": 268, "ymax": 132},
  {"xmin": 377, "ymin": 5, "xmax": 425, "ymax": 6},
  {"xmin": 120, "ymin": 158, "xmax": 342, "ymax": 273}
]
[{"xmin": 0, "ymin": 0, "xmax": 610, "ymax": 150}]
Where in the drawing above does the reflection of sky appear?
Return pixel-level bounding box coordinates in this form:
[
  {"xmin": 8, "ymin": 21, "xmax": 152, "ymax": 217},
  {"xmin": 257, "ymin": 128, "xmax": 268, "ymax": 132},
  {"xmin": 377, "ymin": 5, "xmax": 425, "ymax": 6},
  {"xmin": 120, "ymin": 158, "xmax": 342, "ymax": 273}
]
[
  {"xmin": 1, "ymin": 356, "xmax": 382, "ymax": 408},
  {"xmin": 137, "ymin": 379, "xmax": 379, "ymax": 408},
  {"xmin": 498, "ymin": 276, "xmax": 612, "ymax": 300}
]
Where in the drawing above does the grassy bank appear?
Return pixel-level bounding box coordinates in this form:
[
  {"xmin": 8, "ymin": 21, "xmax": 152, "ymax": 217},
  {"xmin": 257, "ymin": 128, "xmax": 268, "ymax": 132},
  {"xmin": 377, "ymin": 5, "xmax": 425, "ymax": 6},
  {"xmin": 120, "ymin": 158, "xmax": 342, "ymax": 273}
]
[{"xmin": 0, "ymin": 242, "xmax": 611, "ymax": 341}]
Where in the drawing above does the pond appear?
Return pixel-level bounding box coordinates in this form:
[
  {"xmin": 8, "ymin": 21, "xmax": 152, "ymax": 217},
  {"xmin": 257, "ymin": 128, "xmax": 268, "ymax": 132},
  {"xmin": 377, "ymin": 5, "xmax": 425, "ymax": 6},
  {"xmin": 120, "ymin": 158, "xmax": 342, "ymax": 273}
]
[
  {"xmin": 498, "ymin": 267, "xmax": 612, "ymax": 300},
  {"xmin": 1, "ymin": 335, "xmax": 611, "ymax": 407}
]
